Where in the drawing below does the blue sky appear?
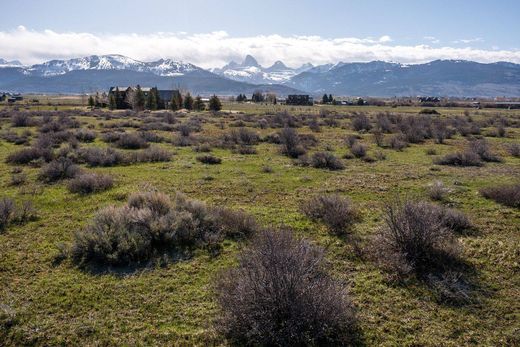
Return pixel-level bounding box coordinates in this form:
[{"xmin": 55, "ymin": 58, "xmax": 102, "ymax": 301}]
[{"xmin": 1, "ymin": 0, "xmax": 519, "ymax": 66}]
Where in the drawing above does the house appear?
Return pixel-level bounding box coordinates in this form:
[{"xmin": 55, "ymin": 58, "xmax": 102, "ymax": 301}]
[
  {"xmin": 286, "ymin": 95, "xmax": 313, "ymax": 106},
  {"xmin": 418, "ymin": 96, "xmax": 440, "ymax": 103},
  {"xmin": 108, "ymin": 86, "xmax": 181, "ymax": 109}
]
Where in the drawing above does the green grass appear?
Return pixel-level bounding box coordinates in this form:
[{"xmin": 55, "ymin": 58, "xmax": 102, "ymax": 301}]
[{"xmin": 0, "ymin": 106, "xmax": 519, "ymax": 346}]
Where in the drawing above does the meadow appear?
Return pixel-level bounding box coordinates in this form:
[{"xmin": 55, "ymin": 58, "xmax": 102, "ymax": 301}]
[{"xmin": 0, "ymin": 102, "xmax": 518, "ymax": 346}]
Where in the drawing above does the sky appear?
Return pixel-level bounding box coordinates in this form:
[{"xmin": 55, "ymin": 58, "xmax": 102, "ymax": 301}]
[{"xmin": 1, "ymin": 0, "xmax": 519, "ymax": 67}]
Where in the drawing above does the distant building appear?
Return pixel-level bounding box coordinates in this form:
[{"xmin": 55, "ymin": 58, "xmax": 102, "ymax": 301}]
[
  {"xmin": 286, "ymin": 95, "xmax": 313, "ymax": 106},
  {"xmin": 0, "ymin": 93, "xmax": 6, "ymax": 102},
  {"xmin": 108, "ymin": 86, "xmax": 180, "ymax": 109},
  {"xmin": 418, "ymin": 96, "xmax": 440, "ymax": 103}
]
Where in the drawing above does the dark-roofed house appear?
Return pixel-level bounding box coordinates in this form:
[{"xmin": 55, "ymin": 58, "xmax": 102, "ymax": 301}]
[{"xmin": 286, "ymin": 95, "xmax": 313, "ymax": 106}]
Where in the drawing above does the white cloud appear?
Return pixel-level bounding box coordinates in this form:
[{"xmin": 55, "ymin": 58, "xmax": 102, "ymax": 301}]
[
  {"xmin": 0, "ymin": 27, "xmax": 518, "ymax": 68},
  {"xmin": 453, "ymin": 38, "xmax": 484, "ymax": 44},
  {"xmin": 424, "ymin": 36, "xmax": 440, "ymax": 44}
]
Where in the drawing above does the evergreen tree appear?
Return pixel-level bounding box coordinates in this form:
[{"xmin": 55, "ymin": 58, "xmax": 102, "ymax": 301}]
[
  {"xmin": 146, "ymin": 87, "xmax": 158, "ymax": 110},
  {"xmin": 322, "ymin": 94, "xmax": 329, "ymax": 104},
  {"xmin": 208, "ymin": 95, "xmax": 222, "ymax": 112},
  {"xmin": 328, "ymin": 94, "xmax": 333, "ymax": 103},
  {"xmin": 170, "ymin": 91, "xmax": 182, "ymax": 111},
  {"xmin": 109, "ymin": 93, "xmax": 116, "ymax": 110},
  {"xmin": 193, "ymin": 95, "xmax": 205, "ymax": 111},
  {"xmin": 114, "ymin": 87, "xmax": 123, "ymax": 109},
  {"xmin": 88, "ymin": 95, "xmax": 95, "ymax": 109},
  {"xmin": 133, "ymin": 85, "xmax": 145, "ymax": 111},
  {"xmin": 183, "ymin": 92, "xmax": 194, "ymax": 110}
]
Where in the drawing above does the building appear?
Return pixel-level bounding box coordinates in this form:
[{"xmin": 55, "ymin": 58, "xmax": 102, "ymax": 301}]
[
  {"xmin": 108, "ymin": 86, "xmax": 181, "ymax": 109},
  {"xmin": 286, "ymin": 95, "xmax": 313, "ymax": 106}
]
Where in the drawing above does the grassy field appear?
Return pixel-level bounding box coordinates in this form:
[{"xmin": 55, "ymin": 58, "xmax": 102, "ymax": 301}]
[{"xmin": 0, "ymin": 104, "xmax": 518, "ymax": 346}]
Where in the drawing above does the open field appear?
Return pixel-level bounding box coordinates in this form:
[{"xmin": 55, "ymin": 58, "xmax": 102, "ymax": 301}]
[{"xmin": 0, "ymin": 105, "xmax": 519, "ymax": 346}]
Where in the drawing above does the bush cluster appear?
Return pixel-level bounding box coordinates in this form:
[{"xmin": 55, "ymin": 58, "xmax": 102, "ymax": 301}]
[{"xmin": 70, "ymin": 191, "xmax": 258, "ymax": 266}]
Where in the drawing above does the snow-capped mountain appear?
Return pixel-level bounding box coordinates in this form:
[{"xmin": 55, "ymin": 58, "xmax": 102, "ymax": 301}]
[
  {"xmin": 25, "ymin": 55, "xmax": 201, "ymax": 77},
  {"xmin": 0, "ymin": 58, "xmax": 23, "ymax": 68},
  {"xmin": 212, "ymin": 55, "xmax": 314, "ymax": 84},
  {"xmin": 0, "ymin": 54, "xmax": 302, "ymax": 95}
]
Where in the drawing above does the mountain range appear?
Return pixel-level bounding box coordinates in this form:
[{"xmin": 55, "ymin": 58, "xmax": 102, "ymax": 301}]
[{"xmin": 1, "ymin": 54, "xmax": 519, "ymax": 97}]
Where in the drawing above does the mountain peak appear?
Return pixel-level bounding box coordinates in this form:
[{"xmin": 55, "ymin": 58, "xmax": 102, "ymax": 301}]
[
  {"xmin": 243, "ymin": 55, "xmax": 260, "ymax": 67},
  {"xmin": 268, "ymin": 60, "xmax": 288, "ymax": 70}
]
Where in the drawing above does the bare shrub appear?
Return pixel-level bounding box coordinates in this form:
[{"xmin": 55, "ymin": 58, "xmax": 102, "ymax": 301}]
[
  {"xmin": 301, "ymin": 195, "xmax": 361, "ymax": 234},
  {"xmin": 6, "ymin": 147, "xmax": 52, "ymax": 165},
  {"xmin": 74, "ymin": 129, "xmax": 97, "ymax": 143},
  {"xmin": 67, "ymin": 173, "xmax": 114, "ymax": 195},
  {"xmin": 279, "ymin": 127, "xmax": 306, "ymax": 158},
  {"xmin": 196, "ymin": 155, "xmax": 222, "ymax": 165},
  {"xmin": 115, "ymin": 133, "xmax": 149, "ymax": 149},
  {"xmin": 310, "ymin": 152, "xmax": 345, "ymax": 170},
  {"xmin": 215, "ymin": 229, "xmax": 356, "ymax": 346},
  {"xmin": 389, "ymin": 135, "xmax": 408, "ymax": 151},
  {"xmin": 480, "ymin": 184, "xmax": 520, "ymax": 208},
  {"xmin": 235, "ymin": 146, "xmax": 257, "ymax": 155},
  {"xmin": 468, "ymin": 139, "xmax": 502, "ymax": 162},
  {"xmin": 129, "ymin": 147, "xmax": 172, "ymax": 163},
  {"xmin": 435, "ymin": 151, "xmax": 483, "ymax": 167},
  {"xmin": 345, "ymin": 135, "xmax": 360, "ymax": 148},
  {"xmin": 0, "ymin": 198, "xmax": 37, "ymax": 232},
  {"xmin": 371, "ymin": 199, "xmax": 461, "ymax": 278},
  {"xmin": 428, "ymin": 180, "xmax": 450, "ymax": 201},
  {"xmin": 508, "ymin": 143, "xmax": 520, "ymax": 158},
  {"xmin": 38, "ymin": 158, "xmax": 80, "ymax": 183},
  {"xmin": 372, "ymin": 130, "xmax": 384, "ymax": 147},
  {"xmin": 79, "ymin": 147, "xmax": 126, "ymax": 167},
  {"xmin": 11, "ymin": 113, "xmax": 32, "ymax": 127},
  {"xmin": 351, "ymin": 113, "xmax": 372, "ymax": 132},
  {"xmin": 350, "ymin": 143, "xmax": 367, "ymax": 158},
  {"xmin": 9, "ymin": 172, "xmax": 27, "ymax": 186},
  {"xmin": 70, "ymin": 191, "xmax": 257, "ymax": 266}
]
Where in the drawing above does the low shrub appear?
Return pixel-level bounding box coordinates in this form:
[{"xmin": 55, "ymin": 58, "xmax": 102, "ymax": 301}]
[
  {"xmin": 38, "ymin": 157, "xmax": 80, "ymax": 183},
  {"xmin": 196, "ymin": 155, "xmax": 221, "ymax": 165},
  {"xmin": 115, "ymin": 133, "xmax": 149, "ymax": 149},
  {"xmin": 480, "ymin": 184, "xmax": 520, "ymax": 208},
  {"xmin": 279, "ymin": 127, "xmax": 306, "ymax": 158},
  {"xmin": 215, "ymin": 229, "xmax": 356, "ymax": 346},
  {"xmin": 350, "ymin": 143, "xmax": 367, "ymax": 158},
  {"xmin": 70, "ymin": 191, "xmax": 257, "ymax": 266},
  {"xmin": 0, "ymin": 198, "xmax": 37, "ymax": 232},
  {"xmin": 67, "ymin": 173, "xmax": 114, "ymax": 195},
  {"xmin": 389, "ymin": 135, "xmax": 407, "ymax": 151},
  {"xmin": 79, "ymin": 147, "xmax": 126, "ymax": 167},
  {"xmin": 310, "ymin": 152, "xmax": 344, "ymax": 170},
  {"xmin": 371, "ymin": 199, "xmax": 461, "ymax": 278},
  {"xmin": 75, "ymin": 129, "xmax": 97, "ymax": 142},
  {"xmin": 352, "ymin": 113, "xmax": 372, "ymax": 132},
  {"xmin": 428, "ymin": 180, "xmax": 450, "ymax": 201},
  {"xmin": 301, "ymin": 194, "xmax": 361, "ymax": 234},
  {"xmin": 435, "ymin": 151, "xmax": 483, "ymax": 167},
  {"xmin": 508, "ymin": 143, "xmax": 520, "ymax": 158},
  {"xmin": 469, "ymin": 139, "xmax": 502, "ymax": 162},
  {"xmin": 129, "ymin": 147, "xmax": 172, "ymax": 163},
  {"xmin": 6, "ymin": 147, "xmax": 52, "ymax": 165}
]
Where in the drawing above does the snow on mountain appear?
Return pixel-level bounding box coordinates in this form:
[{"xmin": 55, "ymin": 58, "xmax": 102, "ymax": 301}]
[
  {"xmin": 212, "ymin": 55, "xmax": 314, "ymax": 84},
  {"xmin": 0, "ymin": 58, "xmax": 24, "ymax": 67},
  {"xmin": 24, "ymin": 55, "xmax": 202, "ymax": 77}
]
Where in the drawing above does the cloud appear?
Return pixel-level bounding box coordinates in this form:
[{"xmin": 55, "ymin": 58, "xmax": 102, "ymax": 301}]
[
  {"xmin": 0, "ymin": 27, "xmax": 518, "ymax": 68},
  {"xmin": 424, "ymin": 36, "xmax": 440, "ymax": 44},
  {"xmin": 453, "ymin": 38, "xmax": 484, "ymax": 44}
]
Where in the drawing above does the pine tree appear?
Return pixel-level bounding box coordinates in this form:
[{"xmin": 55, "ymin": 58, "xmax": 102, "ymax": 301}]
[
  {"xmin": 328, "ymin": 94, "xmax": 333, "ymax": 103},
  {"xmin": 147, "ymin": 87, "xmax": 158, "ymax": 110},
  {"xmin": 114, "ymin": 87, "xmax": 123, "ymax": 109},
  {"xmin": 193, "ymin": 95, "xmax": 205, "ymax": 111},
  {"xmin": 109, "ymin": 93, "xmax": 116, "ymax": 110},
  {"xmin": 133, "ymin": 85, "xmax": 145, "ymax": 111},
  {"xmin": 322, "ymin": 94, "xmax": 329, "ymax": 104},
  {"xmin": 183, "ymin": 92, "xmax": 194, "ymax": 110},
  {"xmin": 209, "ymin": 95, "xmax": 222, "ymax": 112},
  {"xmin": 170, "ymin": 91, "xmax": 182, "ymax": 111},
  {"xmin": 88, "ymin": 95, "xmax": 95, "ymax": 109}
]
